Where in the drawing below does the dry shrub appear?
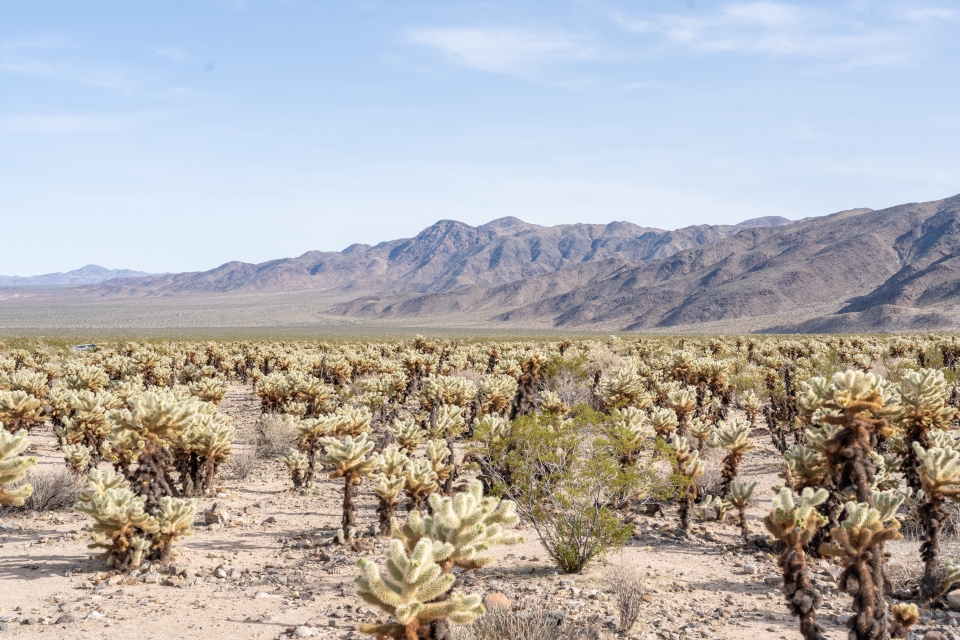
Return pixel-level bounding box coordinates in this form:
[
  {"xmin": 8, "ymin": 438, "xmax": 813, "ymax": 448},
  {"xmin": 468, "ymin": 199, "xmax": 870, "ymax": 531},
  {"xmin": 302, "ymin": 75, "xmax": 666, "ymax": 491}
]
[
  {"xmin": 21, "ymin": 466, "xmax": 82, "ymax": 512},
  {"xmin": 694, "ymin": 465, "xmax": 724, "ymax": 501},
  {"xmin": 611, "ymin": 565, "xmax": 645, "ymax": 632},
  {"xmin": 548, "ymin": 370, "xmax": 594, "ymax": 408},
  {"xmin": 454, "ymin": 606, "xmax": 601, "ymax": 640},
  {"xmin": 253, "ymin": 413, "xmax": 298, "ymax": 459},
  {"xmin": 228, "ymin": 447, "xmax": 259, "ymax": 480}
]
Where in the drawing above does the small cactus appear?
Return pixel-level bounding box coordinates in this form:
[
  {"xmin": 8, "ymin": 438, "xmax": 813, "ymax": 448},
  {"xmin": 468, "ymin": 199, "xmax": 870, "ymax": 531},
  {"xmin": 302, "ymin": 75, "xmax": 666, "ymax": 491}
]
[
  {"xmin": 0, "ymin": 428, "xmax": 37, "ymax": 506},
  {"xmin": 317, "ymin": 433, "xmax": 378, "ymax": 533}
]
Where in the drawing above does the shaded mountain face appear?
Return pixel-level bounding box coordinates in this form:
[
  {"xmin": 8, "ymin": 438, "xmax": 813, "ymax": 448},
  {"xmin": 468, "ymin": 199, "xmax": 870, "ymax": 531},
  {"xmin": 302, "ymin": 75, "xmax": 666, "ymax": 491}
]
[
  {"xmin": 332, "ymin": 197, "xmax": 960, "ymax": 332},
  {"xmin": 0, "ymin": 265, "xmax": 153, "ymax": 287},
  {"xmin": 79, "ymin": 217, "xmax": 792, "ymax": 297}
]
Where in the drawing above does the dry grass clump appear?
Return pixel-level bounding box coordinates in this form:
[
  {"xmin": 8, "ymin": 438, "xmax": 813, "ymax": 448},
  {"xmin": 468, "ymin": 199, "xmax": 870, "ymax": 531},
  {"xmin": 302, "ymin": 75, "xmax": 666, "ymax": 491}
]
[
  {"xmin": 20, "ymin": 466, "xmax": 82, "ymax": 512},
  {"xmin": 611, "ymin": 565, "xmax": 645, "ymax": 633},
  {"xmin": 453, "ymin": 606, "xmax": 602, "ymax": 640},
  {"xmin": 253, "ymin": 413, "xmax": 298, "ymax": 459}
]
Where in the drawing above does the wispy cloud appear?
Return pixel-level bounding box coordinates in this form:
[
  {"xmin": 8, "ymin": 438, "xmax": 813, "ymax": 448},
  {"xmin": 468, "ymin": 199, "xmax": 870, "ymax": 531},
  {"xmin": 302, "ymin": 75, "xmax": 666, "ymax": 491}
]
[
  {"xmin": 0, "ymin": 114, "xmax": 136, "ymax": 134},
  {"xmin": 614, "ymin": 1, "xmax": 948, "ymax": 68},
  {"xmin": 153, "ymin": 46, "xmax": 192, "ymax": 63},
  {"xmin": 406, "ymin": 27, "xmax": 598, "ymax": 75},
  {"xmin": 0, "ymin": 32, "xmax": 139, "ymax": 91}
]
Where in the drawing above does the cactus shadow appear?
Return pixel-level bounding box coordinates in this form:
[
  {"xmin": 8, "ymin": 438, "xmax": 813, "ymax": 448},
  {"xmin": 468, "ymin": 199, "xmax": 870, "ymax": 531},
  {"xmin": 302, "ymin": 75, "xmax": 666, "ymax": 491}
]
[{"xmin": 0, "ymin": 553, "xmax": 94, "ymax": 580}]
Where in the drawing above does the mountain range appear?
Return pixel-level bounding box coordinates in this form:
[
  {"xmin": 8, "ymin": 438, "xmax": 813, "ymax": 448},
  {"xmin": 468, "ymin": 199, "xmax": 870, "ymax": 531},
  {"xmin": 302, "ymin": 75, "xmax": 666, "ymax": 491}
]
[
  {"xmin": 4, "ymin": 193, "xmax": 960, "ymax": 333},
  {"xmin": 0, "ymin": 265, "xmax": 153, "ymax": 288}
]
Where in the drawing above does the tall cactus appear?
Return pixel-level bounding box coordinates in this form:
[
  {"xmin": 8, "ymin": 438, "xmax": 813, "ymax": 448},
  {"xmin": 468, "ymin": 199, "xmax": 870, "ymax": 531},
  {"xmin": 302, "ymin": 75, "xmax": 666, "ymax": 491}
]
[
  {"xmin": 708, "ymin": 418, "xmax": 755, "ymax": 497},
  {"xmin": 764, "ymin": 488, "xmax": 829, "ymax": 640},
  {"xmin": 911, "ymin": 441, "xmax": 960, "ymax": 601},
  {"xmin": 668, "ymin": 435, "xmax": 705, "ymax": 531},
  {"xmin": 317, "ymin": 432, "xmax": 377, "ymax": 534},
  {"xmin": 356, "ymin": 538, "xmax": 484, "ymax": 640},
  {"xmin": 0, "ymin": 428, "xmax": 36, "ymax": 506}
]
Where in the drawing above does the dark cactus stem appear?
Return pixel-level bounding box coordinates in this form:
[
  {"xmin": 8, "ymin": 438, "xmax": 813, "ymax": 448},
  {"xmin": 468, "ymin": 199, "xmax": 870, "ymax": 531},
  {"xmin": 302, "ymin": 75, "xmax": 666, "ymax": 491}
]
[
  {"xmin": 738, "ymin": 504, "xmax": 750, "ymax": 543},
  {"xmin": 342, "ymin": 476, "xmax": 356, "ymax": 532},
  {"xmin": 918, "ymin": 496, "xmax": 948, "ymax": 602},
  {"xmin": 376, "ymin": 498, "xmax": 396, "ymax": 537},
  {"xmin": 720, "ymin": 450, "xmax": 743, "ymax": 498},
  {"xmin": 132, "ymin": 444, "xmax": 178, "ymax": 512},
  {"xmin": 839, "ymin": 549, "xmax": 887, "ymax": 640},
  {"xmin": 779, "ymin": 541, "xmax": 827, "ymax": 640},
  {"xmin": 679, "ymin": 486, "xmax": 694, "ymax": 531}
]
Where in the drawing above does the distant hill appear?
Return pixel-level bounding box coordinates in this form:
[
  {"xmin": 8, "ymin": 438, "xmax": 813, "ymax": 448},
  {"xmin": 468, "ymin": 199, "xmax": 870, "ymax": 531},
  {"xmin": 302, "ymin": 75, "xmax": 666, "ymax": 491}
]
[
  {"xmin": 9, "ymin": 196, "xmax": 960, "ymax": 334},
  {"xmin": 76, "ymin": 216, "xmax": 795, "ymax": 297},
  {"xmin": 0, "ymin": 265, "xmax": 153, "ymax": 288}
]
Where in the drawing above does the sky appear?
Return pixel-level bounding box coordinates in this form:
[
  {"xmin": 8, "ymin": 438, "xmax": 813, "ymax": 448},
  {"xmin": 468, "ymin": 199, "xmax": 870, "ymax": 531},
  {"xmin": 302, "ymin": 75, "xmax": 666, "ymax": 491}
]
[{"xmin": 2, "ymin": 1, "xmax": 960, "ymax": 276}]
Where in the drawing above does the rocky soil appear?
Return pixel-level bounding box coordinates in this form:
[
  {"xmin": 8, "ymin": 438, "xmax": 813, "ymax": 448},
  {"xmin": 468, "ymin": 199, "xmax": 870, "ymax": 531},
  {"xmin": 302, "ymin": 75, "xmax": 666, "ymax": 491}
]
[{"xmin": 1, "ymin": 384, "xmax": 957, "ymax": 640}]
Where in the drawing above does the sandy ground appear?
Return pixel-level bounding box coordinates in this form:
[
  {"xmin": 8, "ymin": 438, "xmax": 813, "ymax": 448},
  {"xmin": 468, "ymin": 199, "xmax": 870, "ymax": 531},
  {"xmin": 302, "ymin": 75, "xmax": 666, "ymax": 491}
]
[{"xmin": 0, "ymin": 385, "xmax": 950, "ymax": 640}]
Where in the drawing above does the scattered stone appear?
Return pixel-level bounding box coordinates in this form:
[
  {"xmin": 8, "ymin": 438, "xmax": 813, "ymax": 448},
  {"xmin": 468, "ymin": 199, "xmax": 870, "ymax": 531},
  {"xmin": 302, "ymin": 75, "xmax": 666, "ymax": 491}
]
[
  {"xmin": 483, "ymin": 593, "xmax": 510, "ymax": 610},
  {"xmin": 86, "ymin": 611, "xmax": 105, "ymax": 621},
  {"xmin": 293, "ymin": 626, "xmax": 315, "ymax": 637},
  {"xmin": 948, "ymin": 591, "xmax": 960, "ymax": 611},
  {"xmin": 55, "ymin": 614, "xmax": 79, "ymax": 625},
  {"xmin": 141, "ymin": 572, "xmax": 160, "ymax": 584},
  {"xmin": 743, "ymin": 563, "xmax": 758, "ymax": 575},
  {"xmin": 923, "ymin": 632, "xmax": 949, "ymax": 640},
  {"xmin": 764, "ymin": 576, "xmax": 784, "ymax": 586}
]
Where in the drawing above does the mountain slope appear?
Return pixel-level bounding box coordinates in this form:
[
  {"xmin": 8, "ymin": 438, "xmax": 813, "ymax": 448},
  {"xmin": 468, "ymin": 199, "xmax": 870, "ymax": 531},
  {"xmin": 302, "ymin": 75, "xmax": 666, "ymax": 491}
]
[
  {"xmin": 79, "ymin": 217, "xmax": 793, "ymax": 298},
  {"xmin": 0, "ymin": 265, "xmax": 153, "ymax": 288},
  {"xmin": 332, "ymin": 198, "xmax": 960, "ymax": 332}
]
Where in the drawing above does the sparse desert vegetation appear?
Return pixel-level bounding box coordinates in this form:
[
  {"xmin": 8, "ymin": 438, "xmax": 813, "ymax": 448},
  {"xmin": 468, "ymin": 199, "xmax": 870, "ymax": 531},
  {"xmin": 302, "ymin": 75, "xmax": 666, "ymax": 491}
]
[{"xmin": 2, "ymin": 334, "xmax": 960, "ymax": 640}]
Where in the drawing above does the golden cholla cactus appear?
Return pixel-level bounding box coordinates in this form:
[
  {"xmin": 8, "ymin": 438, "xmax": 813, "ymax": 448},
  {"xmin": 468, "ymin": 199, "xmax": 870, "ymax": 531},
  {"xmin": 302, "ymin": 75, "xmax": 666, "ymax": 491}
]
[
  {"xmin": 695, "ymin": 496, "xmax": 730, "ymax": 522},
  {"xmin": 152, "ymin": 496, "xmax": 197, "ymax": 561},
  {"xmin": 332, "ymin": 406, "xmax": 373, "ymax": 437},
  {"xmin": 539, "ymin": 390, "xmax": 569, "ymax": 416},
  {"xmin": 181, "ymin": 412, "xmax": 235, "ymax": 495},
  {"xmin": 606, "ymin": 408, "xmax": 652, "ymax": 467},
  {"xmin": 911, "ymin": 442, "xmax": 960, "ymax": 601},
  {"xmin": 63, "ymin": 443, "xmax": 93, "ymax": 475},
  {"xmin": 708, "ymin": 418, "xmax": 755, "ymax": 497},
  {"xmin": 425, "ymin": 440, "xmax": 454, "ymax": 484},
  {"xmin": 666, "ymin": 387, "xmax": 697, "ymax": 434},
  {"xmin": 763, "ymin": 488, "xmax": 829, "ymax": 640},
  {"xmin": 728, "ymin": 480, "xmax": 757, "ymax": 543},
  {"xmin": 282, "ymin": 400, "xmax": 308, "ymax": 419},
  {"xmin": 392, "ymin": 480, "xmax": 522, "ymax": 572},
  {"xmin": 669, "ymin": 434, "xmax": 704, "ymax": 531},
  {"xmin": 75, "ymin": 470, "xmax": 159, "ymax": 572},
  {"xmin": 688, "ymin": 417, "xmax": 715, "ymax": 452},
  {"xmin": 649, "ymin": 407, "xmax": 679, "ymax": 440},
  {"xmin": 419, "ymin": 374, "xmax": 477, "ymax": 410},
  {"xmin": 404, "ymin": 460, "xmax": 440, "ymax": 512},
  {"xmin": 188, "ymin": 377, "xmax": 227, "ymax": 404},
  {"xmin": 390, "ymin": 418, "xmax": 427, "ymax": 452},
  {"xmin": 477, "ymin": 374, "xmax": 517, "ymax": 416},
  {"xmin": 9, "ymin": 370, "xmax": 49, "ymax": 400},
  {"xmin": 297, "ymin": 415, "xmax": 336, "ymax": 485},
  {"xmin": 741, "ymin": 389, "xmax": 763, "ymax": 425},
  {"xmin": 472, "ymin": 414, "xmax": 510, "ymax": 444},
  {"xmin": 429, "ymin": 404, "xmax": 464, "ymax": 440},
  {"xmin": 0, "ymin": 390, "xmax": 44, "ymax": 432},
  {"xmin": 890, "ymin": 603, "xmax": 919, "ymax": 638},
  {"xmin": 373, "ymin": 474, "xmax": 407, "ymax": 536},
  {"xmin": 595, "ymin": 365, "xmax": 650, "ymax": 410},
  {"xmin": 317, "ymin": 433, "xmax": 377, "ymax": 534},
  {"xmin": 821, "ymin": 498, "xmax": 904, "ymax": 640},
  {"xmin": 375, "ymin": 445, "xmax": 411, "ymax": 479},
  {"xmin": 63, "ymin": 365, "xmax": 110, "ymax": 393},
  {"xmin": 282, "ymin": 449, "xmax": 310, "ymax": 488},
  {"xmin": 0, "ymin": 428, "xmax": 36, "ymax": 506},
  {"xmin": 356, "ymin": 538, "xmax": 484, "ymax": 639},
  {"xmin": 782, "ymin": 445, "xmax": 827, "ymax": 491}
]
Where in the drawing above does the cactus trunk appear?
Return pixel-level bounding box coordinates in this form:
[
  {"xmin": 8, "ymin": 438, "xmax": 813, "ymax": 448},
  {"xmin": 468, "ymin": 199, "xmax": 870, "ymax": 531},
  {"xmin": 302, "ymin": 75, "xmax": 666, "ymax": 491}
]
[{"xmin": 919, "ymin": 496, "xmax": 947, "ymax": 602}]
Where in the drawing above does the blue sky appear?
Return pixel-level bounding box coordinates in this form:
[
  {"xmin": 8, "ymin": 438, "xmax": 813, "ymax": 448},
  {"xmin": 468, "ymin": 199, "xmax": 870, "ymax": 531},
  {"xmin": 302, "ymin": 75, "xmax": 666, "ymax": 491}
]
[{"xmin": 2, "ymin": 0, "xmax": 960, "ymax": 275}]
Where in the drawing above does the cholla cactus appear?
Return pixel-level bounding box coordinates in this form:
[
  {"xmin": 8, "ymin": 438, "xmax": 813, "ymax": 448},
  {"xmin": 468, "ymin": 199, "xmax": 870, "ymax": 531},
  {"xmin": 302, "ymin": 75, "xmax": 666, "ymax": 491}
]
[
  {"xmin": 425, "ymin": 440, "xmax": 454, "ymax": 485},
  {"xmin": 333, "ymin": 406, "xmax": 373, "ymax": 437},
  {"xmin": 107, "ymin": 391, "xmax": 203, "ymax": 510},
  {"xmin": 781, "ymin": 445, "xmax": 827, "ymax": 491},
  {"xmin": 477, "ymin": 374, "xmax": 517, "ymax": 416},
  {"xmin": 539, "ymin": 390, "xmax": 569, "ymax": 416},
  {"xmin": 373, "ymin": 474, "xmax": 407, "ymax": 536},
  {"xmin": 63, "ymin": 365, "xmax": 110, "ymax": 393},
  {"xmin": 317, "ymin": 433, "xmax": 377, "ymax": 532},
  {"xmin": 688, "ymin": 417, "xmax": 714, "ymax": 453},
  {"xmin": 708, "ymin": 418, "xmax": 755, "ymax": 497},
  {"xmin": 649, "ymin": 407, "xmax": 679, "ymax": 440},
  {"xmin": 58, "ymin": 389, "xmax": 114, "ymax": 471},
  {"xmin": 741, "ymin": 389, "xmax": 763, "ymax": 425},
  {"xmin": 821, "ymin": 498, "xmax": 904, "ymax": 640},
  {"xmin": 355, "ymin": 538, "xmax": 484, "ymax": 639},
  {"xmin": 282, "ymin": 449, "xmax": 310, "ymax": 488},
  {"xmin": 75, "ymin": 470, "xmax": 158, "ymax": 572},
  {"xmin": 595, "ymin": 364, "xmax": 650, "ymax": 410},
  {"xmin": 390, "ymin": 419, "xmax": 427, "ymax": 452},
  {"xmin": 296, "ymin": 415, "xmax": 335, "ymax": 485},
  {"xmin": 0, "ymin": 428, "xmax": 36, "ymax": 506},
  {"xmin": 890, "ymin": 603, "xmax": 919, "ymax": 638},
  {"xmin": 392, "ymin": 480, "xmax": 522, "ymax": 572},
  {"xmin": 152, "ymin": 496, "xmax": 197, "ymax": 561},
  {"xmin": 63, "ymin": 443, "xmax": 93, "ymax": 475},
  {"xmin": 666, "ymin": 388, "xmax": 697, "ymax": 437},
  {"xmin": 764, "ymin": 488, "xmax": 829, "ymax": 640},
  {"xmin": 8, "ymin": 370, "xmax": 49, "ymax": 400},
  {"xmin": 404, "ymin": 460, "xmax": 440, "ymax": 512},
  {"xmin": 189, "ymin": 377, "xmax": 226, "ymax": 404},
  {"xmin": 471, "ymin": 414, "xmax": 510, "ymax": 444},
  {"xmin": 179, "ymin": 413, "xmax": 235, "ymax": 495},
  {"xmin": 607, "ymin": 408, "xmax": 652, "ymax": 467},
  {"xmin": 0, "ymin": 390, "xmax": 44, "ymax": 432},
  {"xmin": 911, "ymin": 442, "xmax": 960, "ymax": 601},
  {"xmin": 728, "ymin": 480, "xmax": 757, "ymax": 543},
  {"xmin": 428, "ymin": 405, "xmax": 464, "ymax": 440},
  {"xmin": 668, "ymin": 435, "xmax": 704, "ymax": 531},
  {"xmin": 511, "ymin": 352, "xmax": 546, "ymax": 418}
]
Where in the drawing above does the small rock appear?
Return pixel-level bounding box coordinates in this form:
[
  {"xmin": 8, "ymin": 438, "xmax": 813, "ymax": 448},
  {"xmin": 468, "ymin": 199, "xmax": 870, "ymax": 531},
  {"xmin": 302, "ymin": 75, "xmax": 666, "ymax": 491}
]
[
  {"xmin": 141, "ymin": 572, "xmax": 160, "ymax": 584},
  {"xmin": 743, "ymin": 563, "xmax": 758, "ymax": 575},
  {"xmin": 923, "ymin": 632, "xmax": 949, "ymax": 640},
  {"xmin": 55, "ymin": 614, "xmax": 79, "ymax": 625},
  {"xmin": 262, "ymin": 517, "xmax": 277, "ymax": 524},
  {"xmin": 293, "ymin": 626, "xmax": 315, "ymax": 637},
  {"xmin": 764, "ymin": 576, "xmax": 784, "ymax": 586},
  {"xmin": 214, "ymin": 566, "xmax": 228, "ymax": 579},
  {"xmin": 545, "ymin": 611, "xmax": 566, "ymax": 627},
  {"xmin": 107, "ymin": 574, "xmax": 123, "ymax": 586},
  {"xmin": 948, "ymin": 591, "xmax": 960, "ymax": 611},
  {"xmin": 86, "ymin": 611, "xmax": 105, "ymax": 621},
  {"xmin": 483, "ymin": 593, "xmax": 510, "ymax": 610}
]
